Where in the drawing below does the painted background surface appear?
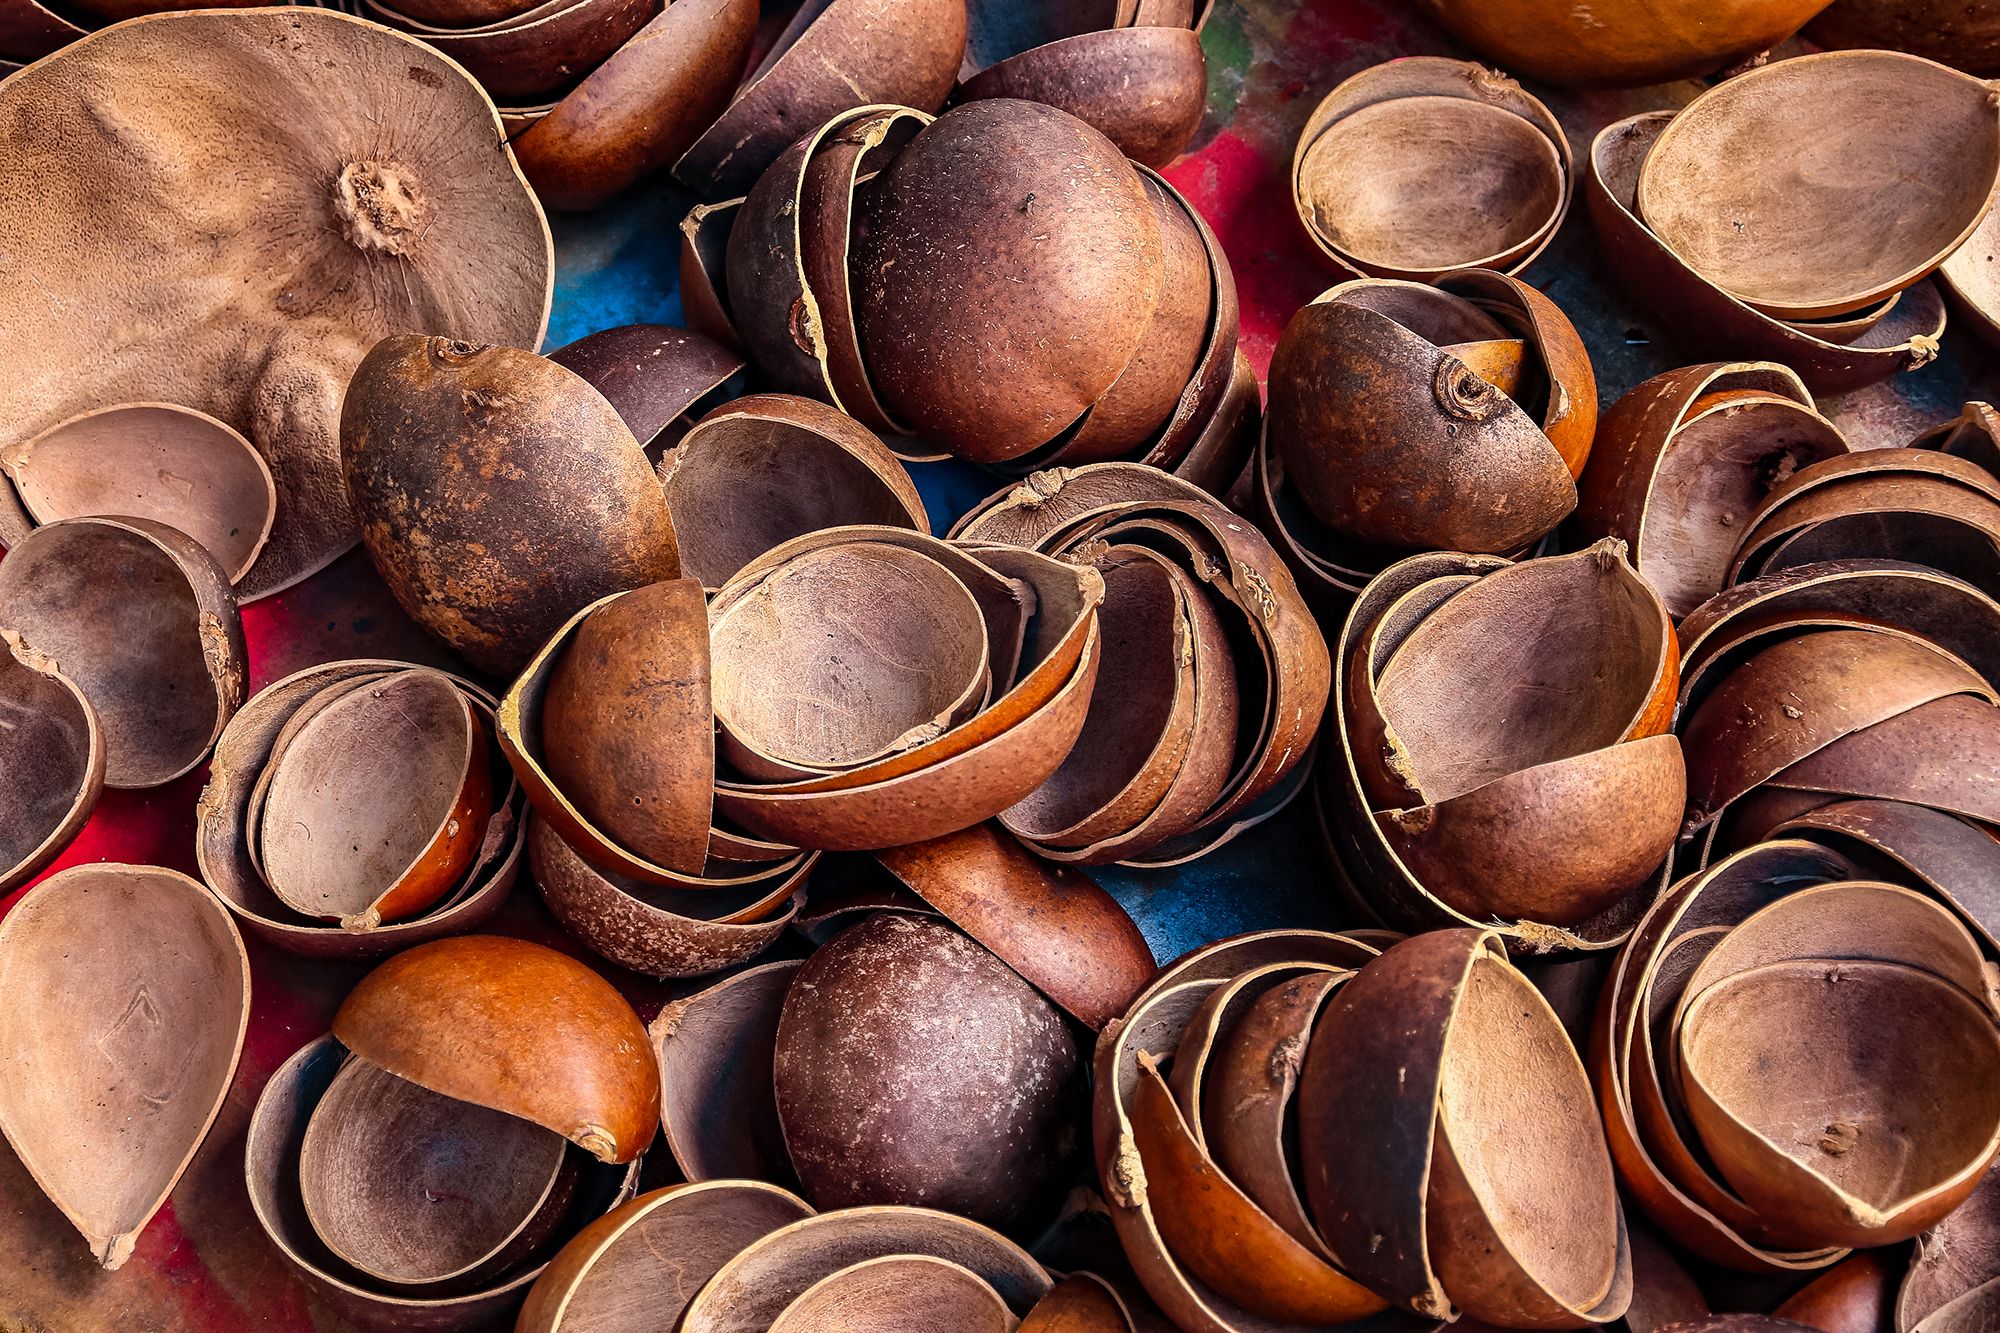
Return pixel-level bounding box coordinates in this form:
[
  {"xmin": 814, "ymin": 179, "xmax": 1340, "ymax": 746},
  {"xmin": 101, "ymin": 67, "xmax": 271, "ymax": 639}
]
[{"xmin": 2, "ymin": 0, "xmax": 1993, "ymax": 1326}]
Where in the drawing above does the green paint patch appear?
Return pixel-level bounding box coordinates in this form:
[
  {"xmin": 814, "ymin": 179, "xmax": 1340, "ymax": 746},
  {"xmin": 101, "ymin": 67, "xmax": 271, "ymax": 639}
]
[{"xmin": 1202, "ymin": 7, "xmax": 1253, "ymax": 118}]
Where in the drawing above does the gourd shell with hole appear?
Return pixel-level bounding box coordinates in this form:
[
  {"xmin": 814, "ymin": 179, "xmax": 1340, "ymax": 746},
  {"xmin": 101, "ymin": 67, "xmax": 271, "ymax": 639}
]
[
  {"xmin": 0, "ymin": 8, "xmax": 553, "ymax": 599},
  {"xmin": 529, "ymin": 813, "xmax": 805, "ymax": 979},
  {"xmin": 246, "ymin": 1035, "xmax": 643, "ymax": 1332},
  {"xmin": 661, "ymin": 394, "xmax": 927, "ymax": 589},
  {"xmin": 1678, "ymin": 958, "xmax": 2000, "ymax": 1249},
  {"xmin": 332, "ymin": 935, "xmax": 659, "ymax": 1163},
  {"xmin": 363, "ymin": 0, "xmax": 657, "ymax": 105},
  {"xmin": 674, "ymin": 0, "xmax": 965, "ymax": 196},
  {"xmin": 0, "ymin": 515, "xmax": 243, "ymax": 789},
  {"xmin": 773, "ymin": 913, "xmax": 1081, "ymax": 1227},
  {"xmin": 547, "ymin": 324, "xmax": 744, "ymax": 451},
  {"xmin": 508, "ymin": 0, "xmax": 758, "ymax": 211},
  {"xmin": 957, "ymin": 25, "xmax": 1207, "ymax": 168},
  {"xmin": 651, "ymin": 960, "xmax": 801, "ymax": 1186},
  {"xmin": 1594, "ymin": 840, "xmax": 1857, "ymax": 1272},
  {"xmin": 850, "ymin": 99, "xmax": 1163, "ymax": 462},
  {"xmin": 0, "ymin": 864, "xmax": 249, "ymax": 1271},
  {"xmin": 197, "ymin": 659, "xmax": 525, "ymax": 959},
  {"xmin": 677, "ymin": 1204, "xmax": 1052, "ymax": 1332},
  {"xmin": 1291, "ymin": 58, "xmax": 1569, "ymax": 282},
  {"xmin": 341, "ymin": 336, "xmax": 680, "ymax": 677},
  {"xmin": 1636, "ymin": 51, "xmax": 2000, "ymax": 320},
  {"xmin": 0, "ymin": 403, "xmax": 276, "ymax": 584},
  {"xmin": 1296, "ymin": 929, "xmax": 1630, "ymax": 1324},
  {"xmin": 1265, "ymin": 280, "xmax": 1579, "ymax": 553},
  {"xmin": 876, "ymin": 822, "xmax": 1155, "ymax": 1030},
  {"xmin": 517, "ymin": 1181, "xmax": 815, "ymax": 1333},
  {"xmin": 1586, "ymin": 114, "xmax": 1947, "ymax": 395},
  {"xmin": 257, "ymin": 668, "xmax": 492, "ymax": 930},
  {"xmin": 0, "ymin": 630, "xmax": 101, "ymax": 893},
  {"xmin": 725, "ymin": 104, "xmax": 930, "ymax": 412},
  {"xmin": 1407, "ymin": 0, "xmax": 1832, "ymax": 87},
  {"xmin": 1573, "ymin": 363, "xmax": 1850, "ymax": 619},
  {"xmin": 297, "ymin": 1054, "xmax": 579, "ymax": 1291}
]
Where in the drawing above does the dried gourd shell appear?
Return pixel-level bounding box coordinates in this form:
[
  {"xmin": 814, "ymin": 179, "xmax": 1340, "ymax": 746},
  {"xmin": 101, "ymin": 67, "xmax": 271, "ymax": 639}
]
[
  {"xmin": 0, "ymin": 8, "xmax": 553, "ymax": 598},
  {"xmin": 0, "ymin": 515, "xmax": 243, "ymax": 789},
  {"xmin": 529, "ymin": 814, "xmax": 805, "ymax": 979},
  {"xmin": 651, "ymin": 960, "xmax": 802, "ymax": 1185},
  {"xmin": 509, "ymin": 0, "xmax": 758, "ymax": 211},
  {"xmin": 332, "ymin": 935, "xmax": 660, "ymax": 1163},
  {"xmin": 1637, "ymin": 51, "xmax": 2000, "ymax": 319},
  {"xmin": 876, "ymin": 822, "xmax": 1155, "ymax": 1030},
  {"xmin": 1587, "ymin": 113, "xmax": 1946, "ymax": 395},
  {"xmin": 1299, "ymin": 928, "xmax": 1631, "ymax": 1324},
  {"xmin": 661, "ymin": 394, "xmax": 927, "ymax": 588},
  {"xmin": 767, "ymin": 1254, "xmax": 1018, "ymax": 1331},
  {"xmin": 0, "ymin": 630, "xmax": 101, "ymax": 893},
  {"xmin": 1900, "ymin": 1160, "xmax": 2000, "ymax": 1332},
  {"xmin": 680, "ymin": 196, "xmax": 744, "ymax": 350},
  {"xmin": 1596, "ymin": 840, "xmax": 1856, "ymax": 1272},
  {"xmin": 1679, "ymin": 959, "xmax": 2000, "ymax": 1248},
  {"xmin": 298, "ymin": 1054, "xmax": 576, "ymax": 1289},
  {"xmin": 1266, "ymin": 273, "xmax": 1591, "ymax": 555},
  {"xmin": 675, "ymin": 0, "xmax": 966, "ymax": 196},
  {"xmin": 547, "ymin": 324, "xmax": 744, "ymax": 449},
  {"xmin": 1773, "ymin": 1251, "xmax": 1896, "ymax": 1333},
  {"xmin": 1, "ymin": 403, "xmax": 276, "ymax": 584},
  {"xmin": 773, "ymin": 913, "xmax": 1081, "ymax": 1227},
  {"xmin": 364, "ymin": 0, "xmax": 657, "ymax": 105},
  {"xmin": 246, "ymin": 1034, "xmax": 642, "ymax": 1330},
  {"xmin": 1940, "ymin": 206, "xmax": 2000, "ymax": 352},
  {"xmin": 341, "ymin": 336, "xmax": 681, "ymax": 676},
  {"xmin": 517, "ymin": 1181, "xmax": 814, "ymax": 1332},
  {"xmin": 1407, "ymin": 0, "xmax": 1830, "ymax": 87},
  {"xmin": 0, "ymin": 864, "xmax": 249, "ymax": 1270},
  {"xmin": 197, "ymin": 659, "xmax": 525, "ymax": 958},
  {"xmin": 957, "ymin": 25, "xmax": 1206, "ymax": 168},
  {"xmin": 258, "ymin": 668, "xmax": 492, "ymax": 930},
  {"xmin": 1291, "ymin": 58, "xmax": 1569, "ymax": 281},
  {"xmin": 1773, "ymin": 799, "xmax": 2000, "ymax": 950},
  {"xmin": 677, "ymin": 1205, "xmax": 1052, "ymax": 1332},
  {"xmin": 852, "ymin": 99, "xmax": 1163, "ymax": 462},
  {"xmin": 1808, "ymin": 0, "xmax": 2000, "ymax": 75},
  {"xmin": 1573, "ymin": 363, "xmax": 1851, "ymax": 618}
]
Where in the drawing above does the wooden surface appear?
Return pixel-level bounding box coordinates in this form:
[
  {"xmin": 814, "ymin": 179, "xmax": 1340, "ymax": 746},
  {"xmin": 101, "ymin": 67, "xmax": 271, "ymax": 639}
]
[{"xmin": 3, "ymin": 0, "xmax": 1995, "ymax": 1327}]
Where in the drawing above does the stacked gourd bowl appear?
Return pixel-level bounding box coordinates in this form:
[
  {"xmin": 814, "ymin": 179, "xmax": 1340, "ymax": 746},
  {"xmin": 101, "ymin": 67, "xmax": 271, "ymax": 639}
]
[{"xmin": 6, "ymin": 0, "xmax": 2000, "ymax": 1329}]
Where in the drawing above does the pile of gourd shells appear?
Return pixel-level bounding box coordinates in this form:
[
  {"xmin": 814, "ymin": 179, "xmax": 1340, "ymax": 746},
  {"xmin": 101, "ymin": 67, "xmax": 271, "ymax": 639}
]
[{"xmin": 6, "ymin": 1, "xmax": 2000, "ymax": 1331}]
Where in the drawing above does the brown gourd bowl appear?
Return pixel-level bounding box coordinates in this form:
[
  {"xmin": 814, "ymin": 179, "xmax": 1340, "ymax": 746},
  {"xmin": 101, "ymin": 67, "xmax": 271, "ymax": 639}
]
[
  {"xmin": 0, "ymin": 515, "xmax": 244, "ymax": 789},
  {"xmin": 1637, "ymin": 51, "xmax": 2000, "ymax": 320},
  {"xmin": 675, "ymin": 1204, "xmax": 1052, "ymax": 1331},
  {"xmin": 0, "ymin": 630, "xmax": 102, "ymax": 892},
  {"xmin": 197, "ymin": 659, "xmax": 527, "ymax": 959},
  {"xmin": 675, "ymin": 0, "xmax": 967, "ymax": 197},
  {"xmin": 363, "ymin": 0, "xmax": 658, "ymax": 106},
  {"xmin": 1900, "ymin": 1159, "xmax": 2000, "ymax": 1332},
  {"xmin": 0, "ymin": 402, "xmax": 276, "ymax": 584},
  {"xmin": 1266, "ymin": 271, "xmax": 1594, "ymax": 558},
  {"xmin": 546, "ymin": 324, "xmax": 744, "ymax": 450},
  {"xmin": 247, "ymin": 1034, "xmax": 643, "ymax": 1331},
  {"xmin": 651, "ymin": 960, "xmax": 803, "ymax": 1186},
  {"xmin": 1572, "ymin": 362, "xmax": 1851, "ymax": 619},
  {"xmin": 773, "ymin": 912, "xmax": 1083, "ymax": 1228},
  {"xmin": 341, "ymin": 336, "xmax": 680, "ymax": 676},
  {"xmin": 957, "ymin": 24, "xmax": 1207, "ymax": 168},
  {"xmin": 1291, "ymin": 58, "xmax": 1570, "ymax": 282},
  {"xmin": 709, "ymin": 529, "xmax": 1108, "ymax": 852},
  {"xmin": 1407, "ymin": 0, "xmax": 1833, "ymax": 87},
  {"xmin": 516, "ymin": 1181, "xmax": 815, "ymax": 1332},
  {"xmin": 509, "ymin": 0, "xmax": 757, "ymax": 211},
  {"xmin": 0, "ymin": 8, "xmax": 553, "ymax": 599},
  {"xmin": 1587, "ymin": 113, "xmax": 1946, "ymax": 395},
  {"xmin": 0, "ymin": 864, "xmax": 249, "ymax": 1271}
]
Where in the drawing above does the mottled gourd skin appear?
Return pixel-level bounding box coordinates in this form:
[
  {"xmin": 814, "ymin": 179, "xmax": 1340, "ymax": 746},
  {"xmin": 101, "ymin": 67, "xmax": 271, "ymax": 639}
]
[
  {"xmin": 773, "ymin": 913, "xmax": 1082, "ymax": 1227},
  {"xmin": 340, "ymin": 336, "xmax": 680, "ymax": 677}
]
